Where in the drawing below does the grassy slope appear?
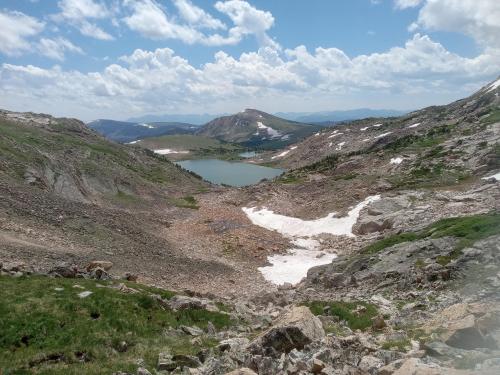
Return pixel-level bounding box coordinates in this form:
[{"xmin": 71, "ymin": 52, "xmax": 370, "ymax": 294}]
[
  {"xmin": 363, "ymin": 212, "xmax": 500, "ymax": 259},
  {"xmin": 0, "ymin": 117, "xmax": 205, "ymax": 202},
  {"xmin": 0, "ymin": 276, "xmax": 233, "ymax": 375}
]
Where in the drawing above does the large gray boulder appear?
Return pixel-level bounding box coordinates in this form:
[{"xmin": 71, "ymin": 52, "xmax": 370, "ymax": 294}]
[{"xmin": 248, "ymin": 306, "xmax": 325, "ymax": 357}]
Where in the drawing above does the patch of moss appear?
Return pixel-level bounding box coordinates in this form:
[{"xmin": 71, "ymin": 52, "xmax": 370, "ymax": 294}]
[
  {"xmin": 363, "ymin": 212, "xmax": 500, "ymax": 255},
  {"xmin": 304, "ymin": 301, "xmax": 378, "ymax": 331}
]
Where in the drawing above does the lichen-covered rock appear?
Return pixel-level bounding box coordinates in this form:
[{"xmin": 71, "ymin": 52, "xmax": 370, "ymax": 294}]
[{"xmin": 248, "ymin": 306, "xmax": 325, "ymax": 357}]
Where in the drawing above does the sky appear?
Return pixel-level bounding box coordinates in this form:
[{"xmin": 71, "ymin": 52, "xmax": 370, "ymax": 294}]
[{"xmin": 0, "ymin": 0, "xmax": 499, "ymax": 122}]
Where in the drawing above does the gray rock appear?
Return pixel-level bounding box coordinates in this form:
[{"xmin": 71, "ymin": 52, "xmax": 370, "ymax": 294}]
[
  {"xmin": 358, "ymin": 355, "xmax": 384, "ymax": 374},
  {"xmin": 248, "ymin": 306, "xmax": 325, "ymax": 357},
  {"xmin": 136, "ymin": 367, "xmax": 152, "ymax": 375},
  {"xmin": 181, "ymin": 325, "xmax": 204, "ymax": 336},
  {"xmin": 158, "ymin": 352, "xmax": 176, "ymax": 371}
]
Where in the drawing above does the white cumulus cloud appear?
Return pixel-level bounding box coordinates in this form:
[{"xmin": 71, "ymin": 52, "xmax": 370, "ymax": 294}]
[
  {"xmin": 37, "ymin": 37, "xmax": 83, "ymax": 61},
  {"xmin": 411, "ymin": 0, "xmax": 500, "ymax": 48},
  {"xmin": 0, "ymin": 10, "xmax": 44, "ymax": 56},
  {"xmin": 53, "ymin": 0, "xmax": 114, "ymax": 40}
]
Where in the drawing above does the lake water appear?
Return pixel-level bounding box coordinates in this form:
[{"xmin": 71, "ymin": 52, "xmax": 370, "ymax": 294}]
[{"xmin": 177, "ymin": 159, "xmax": 283, "ymax": 187}]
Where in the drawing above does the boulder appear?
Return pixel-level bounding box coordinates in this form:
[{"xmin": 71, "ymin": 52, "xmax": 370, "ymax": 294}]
[
  {"xmin": 89, "ymin": 267, "xmax": 110, "ymax": 280},
  {"xmin": 355, "ymin": 218, "xmax": 393, "ymax": 235},
  {"xmin": 248, "ymin": 306, "xmax": 325, "ymax": 357},
  {"xmin": 181, "ymin": 325, "xmax": 204, "ymax": 336},
  {"xmin": 358, "ymin": 355, "xmax": 384, "ymax": 374},
  {"xmin": 136, "ymin": 367, "xmax": 151, "ymax": 375},
  {"xmin": 157, "ymin": 352, "xmax": 176, "ymax": 371},
  {"xmin": 86, "ymin": 260, "xmax": 113, "ymax": 272},
  {"xmin": 168, "ymin": 295, "xmax": 216, "ymax": 311},
  {"xmin": 49, "ymin": 263, "xmax": 77, "ymax": 278}
]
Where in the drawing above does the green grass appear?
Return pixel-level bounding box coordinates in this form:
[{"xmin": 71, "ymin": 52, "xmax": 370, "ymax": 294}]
[
  {"xmin": 381, "ymin": 339, "xmax": 411, "ymax": 351},
  {"xmin": 363, "ymin": 212, "xmax": 500, "ymax": 256},
  {"xmin": 304, "ymin": 301, "xmax": 379, "ymax": 331},
  {"xmin": 481, "ymin": 108, "xmax": 500, "ymax": 124},
  {"xmin": 170, "ymin": 195, "xmax": 199, "ymax": 209},
  {"xmin": 0, "ymin": 275, "xmax": 232, "ymax": 374}
]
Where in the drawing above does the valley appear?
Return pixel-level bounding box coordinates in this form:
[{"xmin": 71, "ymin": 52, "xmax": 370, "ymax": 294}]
[{"xmin": 1, "ymin": 79, "xmax": 499, "ymax": 374}]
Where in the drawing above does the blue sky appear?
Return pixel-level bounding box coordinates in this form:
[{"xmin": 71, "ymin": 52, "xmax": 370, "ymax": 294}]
[{"xmin": 0, "ymin": 0, "xmax": 498, "ymax": 121}]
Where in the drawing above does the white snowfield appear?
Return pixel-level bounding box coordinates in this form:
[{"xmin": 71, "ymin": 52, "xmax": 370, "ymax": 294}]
[
  {"xmin": 154, "ymin": 149, "xmax": 190, "ymax": 155},
  {"xmin": 139, "ymin": 123, "xmax": 155, "ymax": 129},
  {"xmin": 486, "ymin": 78, "xmax": 500, "ymax": 93},
  {"xmin": 243, "ymin": 195, "xmax": 380, "ymax": 238},
  {"xmin": 243, "ymin": 195, "xmax": 381, "ymax": 284},
  {"xmin": 127, "ymin": 140, "xmax": 139, "ymax": 144},
  {"xmin": 272, "ymin": 150, "xmax": 290, "ymax": 159},
  {"xmin": 390, "ymin": 157, "xmax": 403, "ymax": 165},
  {"xmin": 375, "ymin": 132, "xmax": 392, "ymax": 139},
  {"xmin": 328, "ymin": 133, "xmax": 342, "ymax": 139},
  {"xmin": 482, "ymin": 172, "xmax": 500, "ymax": 181},
  {"xmin": 408, "ymin": 122, "xmax": 421, "ymax": 128},
  {"xmin": 257, "ymin": 122, "xmax": 280, "ymax": 138}
]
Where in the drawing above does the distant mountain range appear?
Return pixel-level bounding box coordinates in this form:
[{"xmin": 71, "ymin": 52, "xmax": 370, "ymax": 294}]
[
  {"xmin": 275, "ymin": 109, "xmax": 408, "ymax": 123},
  {"xmin": 87, "ymin": 119, "xmax": 200, "ymax": 143},
  {"xmin": 126, "ymin": 108, "xmax": 408, "ymax": 126}
]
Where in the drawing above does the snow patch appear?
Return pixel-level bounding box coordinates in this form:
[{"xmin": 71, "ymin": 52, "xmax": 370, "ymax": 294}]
[
  {"xmin": 372, "ymin": 123, "xmax": 382, "ymax": 127},
  {"xmin": 362, "ymin": 138, "xmax": 371, "ymax": 142},
  {"xmin": 154, "ymin": 149, "xmax": 189, "ymax": 155},
  {"xmin": 271, "ymin": 150, "xmax": 290, "ymax": 159},
  {"xmin": 242, "ymin": 195, "xmax": 381, "ymax": 238},
  {"xmin": 486, "ymin": 78, "xmax": 500, "ymax": 93},
  {"xmin": 375, "ymin": 132, "xmax": 392, "ymax": 139},
  {"xmin": 390, "ymin": 157, "xmax": 403, "ymax": 165},
  {"xmin": 328, "ymin": 133, "xmax": 342, "ymax": 139},
  {"xmin": 360, "ymin": 127, "xmax": 369, "ymax": 131},
  {"xmin": 127, "ymin": 140, "xmax": 139, "ymax": 145},
  {"xmin": 482, "ymin": 172, "xmax": 500, "ymax": 181},
  {"xmin": 408, "ymin": 122, "xmax": 421, "ymax": 128},
  {"xmin": 244, "ymin": 195, "xmax": 381, "ymax": 285},
  {"xmin": 139, "ymin": 123, "xmax": 155, "ymax": 129},
  {"xmin": 257, "ymin": 122, "xmax": 280, "ymax": 138},
  {"xmin": 336, "ymin": 141, "xmax": 346, "ymax": 151}
]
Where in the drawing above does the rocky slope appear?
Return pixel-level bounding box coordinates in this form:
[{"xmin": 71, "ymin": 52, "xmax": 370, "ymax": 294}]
[
  {"xmin": 1, "ymin": 78, "xmax": 500, "ymax": 375},
  {"xmin": 196, "ymin": 109, "xmax": 322, "ymax": 149}
]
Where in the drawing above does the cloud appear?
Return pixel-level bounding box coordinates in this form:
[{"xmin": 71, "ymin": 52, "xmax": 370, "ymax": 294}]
[
  {"xmin": 2, "ymin": 33, "xmax": 498, "ymax": 120},
  {"xmin": 394, "ymin": 0, "xmax": 424, "ymax": 9},
  {"xmin": 213, "ymin": 0, "xmax": 279, "ymax": 49},
  {"xmin": 53, "ymin": 0, "xmax": 114, "ymax": 40},
  {"xmin": 37, "ymin": 37, "xmax": 83, "ymax": 61},
  {"xmin": 123, "ymin": 0, "xmax": 204, "ymax": 43},
  {"xmin": 0, "ymin": 10, "xmax": 44, "ymax": 56},
  {"xmin": 123, "ymin": 0, "xmax": 278, "ymax": 48},
  {"xmin": 173, "ymin": 0, "xmax": 226, "ymax": 30},
  {"xmin": 410, "ymin": 0, "xmax": 500, "ymax": 48}
]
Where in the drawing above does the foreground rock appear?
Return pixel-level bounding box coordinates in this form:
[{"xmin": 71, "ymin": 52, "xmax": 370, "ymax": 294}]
[{"xmin": 248, "ymin": 306, "xmax": 325, "ymax": 357}]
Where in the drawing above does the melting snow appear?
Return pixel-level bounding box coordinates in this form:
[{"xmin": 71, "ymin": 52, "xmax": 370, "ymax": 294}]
[
  {"xmin": 336, "ymin": 142, "xmax": 346, "ymax": 150},
  {"xmin": 127, "ymin": 140, "xmax": 139, "ymax": 145},
  {"xmin": 360, "ymin": 127, "xmax": 369, "ymax": 131},
  {"xmin": 486, "ymin": 78, "xmax": 500, "ymax": 93},
  {"xmin": 328, "ymin": 133, "xmax": 342, "ymax": 139},
  {"xmin": 154, "ymin": 149, "xmax": 189, "ymax": 155},
  {"xmin": 328, "ymin": 142, "xmax": 333, "ymax": 147},
  {"xmin": 139, "ymin": 123, "xmax": 155, "ymax": 129},
  {"xmin": 408, "ymin": 123, "xmax": 421, "ymax": 128},
  {"xmin": 375, "ymin": 132, "xmax": 392, "ymax": 139},
  {"xmin": 390, "ymin": 157, "xmax": 403, "ymax": 165},
  {"xmin": 257, "ymin": 122, "xmax": 280, "ymax": 138},
  {"xmin": 272, "ymin": 150, "xmax": 290, "ymax": 159},
  {"xmin": 243, "ymin": 195, "xmax": 381, "ymax": 239},
  {"xmin": 243, "ymin": 195, "xmax": 381, "ymax": 285},
  {"xmin": 362, "ymin": 138, "xmax": 371, "ymax": 142},
  {"xmin": 482, "ymin": 172, "xmax": 500, "ymax": 181},
  {"xmin": 373, "ymin": 123, "xmax": 382, "ymax": 127}
]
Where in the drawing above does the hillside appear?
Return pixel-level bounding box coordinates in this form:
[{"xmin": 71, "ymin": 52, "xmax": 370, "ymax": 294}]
[
  {"xmin": 196, "ymin": 109, "xmax": 323, "ymax": 149},
  {"xmin": 1, "ymin": 79, "xmax": 500, "ymax": 375},
  {"xmin": 132, "ymin": 134, "xmax": 244, "ymax": 160},
  {"xmin": 88, "ymin": 119, "xmax": 199, "ymax": 143}
]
